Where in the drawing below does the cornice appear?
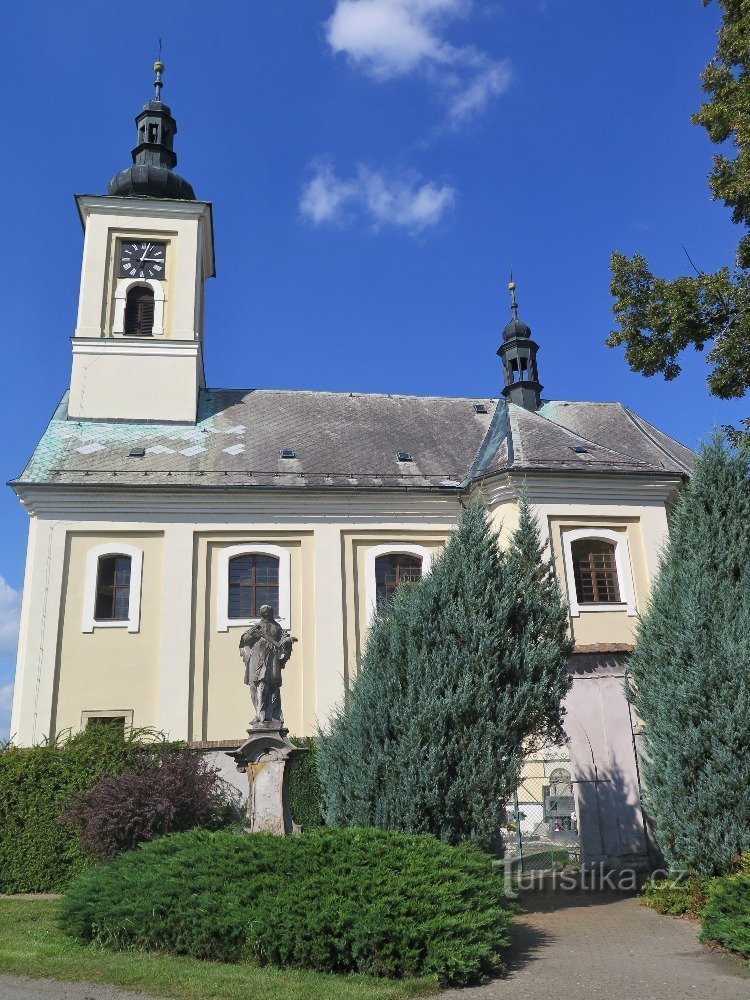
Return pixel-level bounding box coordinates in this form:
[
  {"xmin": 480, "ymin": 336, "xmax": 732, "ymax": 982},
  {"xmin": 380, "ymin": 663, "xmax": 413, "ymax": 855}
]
[
  {"xmin": 70, "ymin": 338, "xmax": 202, "ymax": 359},
  {"xmin": 474, "ymin": 469, "xmax": 684, "ymax": 506},
  {"xmin": 11, "ymin": 483, "xmax": 464, "ymax": 522}
]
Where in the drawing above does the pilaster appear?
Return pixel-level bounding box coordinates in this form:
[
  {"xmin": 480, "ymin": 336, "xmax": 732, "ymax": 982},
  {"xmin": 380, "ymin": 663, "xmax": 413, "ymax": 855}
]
[
  {"xmin": 312, "ymin": 524, "xmax": 347, "ymax": 727},
  {"xmin": 156, "ymin": 525, "xmax": 195, "ymax": 740},
  {"xmin": 11, "ymin": 518, "xmax": 67, "ymax": 744}
]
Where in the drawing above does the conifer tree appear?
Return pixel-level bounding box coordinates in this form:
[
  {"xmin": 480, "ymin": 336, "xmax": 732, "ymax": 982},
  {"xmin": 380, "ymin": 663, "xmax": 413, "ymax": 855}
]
[
  {"xmin": 317, "ymin": 495, "xmax": 572, "ymax": 852},
  {"xmin": 627, "ymin": 435, "xmax": 750, "ymax": 875}
]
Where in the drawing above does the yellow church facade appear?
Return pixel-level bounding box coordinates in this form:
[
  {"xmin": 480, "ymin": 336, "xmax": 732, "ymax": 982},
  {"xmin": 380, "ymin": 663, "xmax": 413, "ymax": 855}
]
[{"xmin": 10, "ymin": 68, "xmax": 692, "ymax": 869}]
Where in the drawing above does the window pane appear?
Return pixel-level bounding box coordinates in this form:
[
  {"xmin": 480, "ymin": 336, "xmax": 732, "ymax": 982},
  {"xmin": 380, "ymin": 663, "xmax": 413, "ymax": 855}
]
[
  {"xmin": 95, "ymin": 554, "xmax": 131, "ymax": 621},
  {"xmin": 227, "ymin": 553, "xmax": 280, "ymax": 619},
  {"xmin": 375, "ymin": 553, "xmax": 422, "ymax": 610},
  {"xmin": 571, "ymin": 539, "xmax": 621, "ymax": 605}
]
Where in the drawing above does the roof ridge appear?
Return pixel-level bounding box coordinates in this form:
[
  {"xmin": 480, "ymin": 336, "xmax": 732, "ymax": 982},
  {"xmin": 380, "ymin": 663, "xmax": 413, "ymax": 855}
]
[
  {"xmin": 202, "ymin": 387, "xmax": 499, "ymax": 403},
  {"xmin": 620, "ymin": 406, "xmax": 693, "ymax": 473}
]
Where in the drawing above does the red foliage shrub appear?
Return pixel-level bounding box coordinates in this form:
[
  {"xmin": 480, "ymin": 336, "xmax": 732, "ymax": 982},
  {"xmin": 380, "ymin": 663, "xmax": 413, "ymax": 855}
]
[{"xmin": 62, "ymin": 751, "xmax": 231, "ymax": 860}]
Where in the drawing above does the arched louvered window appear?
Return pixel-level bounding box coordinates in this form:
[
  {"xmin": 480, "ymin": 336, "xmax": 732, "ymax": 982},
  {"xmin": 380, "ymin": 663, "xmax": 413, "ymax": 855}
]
[
  {"xmin": 375, "ymin": 553, "xmax": 422, "ymax": 610},
  {"xmin": 228, "ymin": 553, "xmax": 280, "ymax": 619},
  {"xmin": 94, "ymin": 554, "xmax": 132, "ymax": 621},
  {"xmin": 571, "ymin": 538, "xmax": 621, "ymax": 604},
  {"xmin": 123, "ymin": 285, "xmax": 155, "ymax": 336}
]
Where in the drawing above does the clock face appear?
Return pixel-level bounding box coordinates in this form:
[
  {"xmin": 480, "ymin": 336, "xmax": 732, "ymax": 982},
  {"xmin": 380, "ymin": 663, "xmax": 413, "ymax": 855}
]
[{"xmin": 118, "ymin": 241, "xmax": 167, "ymax": 280}]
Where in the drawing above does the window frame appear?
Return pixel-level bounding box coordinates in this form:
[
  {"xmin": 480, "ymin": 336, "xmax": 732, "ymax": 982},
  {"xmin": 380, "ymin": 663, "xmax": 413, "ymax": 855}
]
[
  {"xmin": 112, "ymin": 277, "xmax": 166, "ymax": 337},
  {"xmin": 561, "ymin": 528, "xmax": 636, "ymax": 617},
  {"xmin": 217, "ymin": 544, "xmax": 291, "ymax": 631},
  {"xmin": 365, "ymin": 544, "xmax": 433, "ymax": 624},
  {"xmin": 81, "ymin": 708, "xmax": 134, "ymax": 733},
  {"xmin": 123, "ymin": 285, "xmax": 156, "ymax": 337},
  {"xmin": 82, "ymin": 543, "xmax": 143, "ymax": 633}
]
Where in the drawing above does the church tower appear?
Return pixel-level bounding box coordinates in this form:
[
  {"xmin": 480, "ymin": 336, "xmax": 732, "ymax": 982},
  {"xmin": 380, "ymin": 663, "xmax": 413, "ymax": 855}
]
[
  {"xmin": 497, "ymin": 280, "xmax": 542, "ymax": 411},
  {"xmin": 67, "ymin": 61, "xmax": 215, "ymax": 423}
]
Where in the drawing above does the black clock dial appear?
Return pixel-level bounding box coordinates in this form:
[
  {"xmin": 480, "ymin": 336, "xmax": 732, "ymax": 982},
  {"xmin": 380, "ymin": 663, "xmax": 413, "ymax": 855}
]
[{"xmin": 118, "ymin": 241, "xmax": 167, "ymax": 279}]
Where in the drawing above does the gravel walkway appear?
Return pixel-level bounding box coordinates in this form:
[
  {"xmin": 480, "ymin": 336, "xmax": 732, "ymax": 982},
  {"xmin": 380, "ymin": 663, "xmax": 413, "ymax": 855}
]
[{"xmin": 0, "ymin": 887, "xmax": 747, "ymax": 999}]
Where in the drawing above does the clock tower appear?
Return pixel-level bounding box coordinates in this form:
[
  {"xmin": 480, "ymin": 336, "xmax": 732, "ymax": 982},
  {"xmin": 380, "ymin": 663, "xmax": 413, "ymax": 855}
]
[{"xmin": 68, "ymin": 61, "xmax": 215, "ymax": 424}]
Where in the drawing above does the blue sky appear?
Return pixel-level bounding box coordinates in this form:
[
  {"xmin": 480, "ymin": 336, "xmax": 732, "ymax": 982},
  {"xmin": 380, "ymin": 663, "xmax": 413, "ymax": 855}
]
[{"xmin": 0, "ymin": 1, "xmax": 744, "ymax": 737}]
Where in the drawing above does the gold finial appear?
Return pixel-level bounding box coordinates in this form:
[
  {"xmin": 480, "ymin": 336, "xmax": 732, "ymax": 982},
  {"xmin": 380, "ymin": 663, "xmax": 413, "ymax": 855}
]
[
  {"xmin": 508, "ymin": 270, "xmax": 519, "ymax": 320},
  {"xmin": 153, "ymin": 45, "xmax": 164, "ymax": 101}
]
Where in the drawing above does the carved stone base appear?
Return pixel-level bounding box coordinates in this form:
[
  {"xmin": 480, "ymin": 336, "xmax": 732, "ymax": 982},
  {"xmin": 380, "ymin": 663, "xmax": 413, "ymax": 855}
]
[{"xmin": 226, "ymin": 725, "xmax": 306, "ymax": 835}]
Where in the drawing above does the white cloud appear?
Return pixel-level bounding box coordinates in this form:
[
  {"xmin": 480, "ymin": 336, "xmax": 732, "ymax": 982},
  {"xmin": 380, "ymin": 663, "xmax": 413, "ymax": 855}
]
[
  {"xmin": 325, "ymin": 0, "xmax": 511, "ymax": 123},
  {"xmin": 0, "ymin": 682, "xmax": 13, "ymax": 742},
  {"xmin": 300, "ymin": 163, "xmax": 455, "ymax": 233},
  {"xmin": 299, "ymin": 165, "xmax": 358, "ymax": 224},
  {"xmin": 0, "ymin": 577, "xmax": 20, "ymax": 657}
]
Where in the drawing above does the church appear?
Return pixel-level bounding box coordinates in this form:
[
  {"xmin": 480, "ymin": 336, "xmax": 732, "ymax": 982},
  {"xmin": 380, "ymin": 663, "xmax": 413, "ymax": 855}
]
[{"xmin": 9, "ymin": 64, "xmax": 693, "ymax": 871}]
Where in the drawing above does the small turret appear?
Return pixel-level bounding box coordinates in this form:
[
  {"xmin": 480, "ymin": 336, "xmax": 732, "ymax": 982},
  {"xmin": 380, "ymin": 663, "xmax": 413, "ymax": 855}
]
[
  {"xmin": 108, "ymin": 60, "xmax": 196, "ymax": 200},
  {"xmin": 497, "ymin": 279, "xmax": 543, "ymax": 411}
]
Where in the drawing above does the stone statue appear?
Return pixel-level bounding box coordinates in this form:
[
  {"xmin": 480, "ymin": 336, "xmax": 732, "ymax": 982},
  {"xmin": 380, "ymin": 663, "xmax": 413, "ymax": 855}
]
[{"xmin": 239, "ymin": 605, "xmax": 297, "ymax": 726}]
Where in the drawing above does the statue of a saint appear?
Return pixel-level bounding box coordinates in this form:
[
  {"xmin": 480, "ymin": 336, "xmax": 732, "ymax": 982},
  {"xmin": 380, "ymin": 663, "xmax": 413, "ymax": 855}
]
[{"xmin": 239, "ymin": 605, "xmax": 297, "ymax": 726}]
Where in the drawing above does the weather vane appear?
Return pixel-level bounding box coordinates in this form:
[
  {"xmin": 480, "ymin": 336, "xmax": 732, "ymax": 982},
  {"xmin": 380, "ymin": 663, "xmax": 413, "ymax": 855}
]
[
  {"xmin": 508, "ymin": 268, "xmax": 519, "ymax": 320},
  {"xmin": 154, "ymin": 39, "xmax": 164, "ymax": 101}
]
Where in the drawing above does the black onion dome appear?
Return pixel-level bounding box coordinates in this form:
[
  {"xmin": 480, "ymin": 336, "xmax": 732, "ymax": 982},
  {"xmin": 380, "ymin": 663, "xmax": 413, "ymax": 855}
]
[
  {"xmin": 502, "ymin": 315, "xmax": 532, "ymax": 341},
  {"xmin": 108, "ymin": 165, "xmax": 195, "ymax": 200}
]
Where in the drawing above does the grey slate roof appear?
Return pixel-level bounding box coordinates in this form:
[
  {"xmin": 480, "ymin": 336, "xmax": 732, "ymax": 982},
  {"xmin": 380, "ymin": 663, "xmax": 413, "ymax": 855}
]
[{"xmin": 12, "ymin": 389, "xmax": 693, "ymax": 492}]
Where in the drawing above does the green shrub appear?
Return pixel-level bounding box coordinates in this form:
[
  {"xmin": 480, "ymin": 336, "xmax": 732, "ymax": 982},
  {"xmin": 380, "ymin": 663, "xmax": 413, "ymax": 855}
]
[
  {"xmin": 700, "ymin": 875, "xmax": 750, "ymax": 959},
  {"xmin": 0, "ymin": 727, "xmax": 185, "ymax": 893},
  {"xmin": 288, "ymin": 737, "xmax": 324, "ymax": 829},
  {"xmin": 642, "ymin": 875, "xmax": 713, "ymax": 917},
  {"xmin": 60, "ymin": 827, "xmax": 513, "ymax": 986}
]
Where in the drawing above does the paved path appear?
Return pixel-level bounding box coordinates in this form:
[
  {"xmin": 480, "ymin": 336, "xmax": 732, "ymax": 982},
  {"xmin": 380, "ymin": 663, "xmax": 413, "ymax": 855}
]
[
  {"xmin": 435, "ymin": 887, "xmax": 750, "ymax": 1000},
  {"xmin": 0, "ymin": 888, "xmax": 747, "ymax": 999},
  {"xmin": 0, "ymin": 979, "xmax": 153, "ymax": 999}
]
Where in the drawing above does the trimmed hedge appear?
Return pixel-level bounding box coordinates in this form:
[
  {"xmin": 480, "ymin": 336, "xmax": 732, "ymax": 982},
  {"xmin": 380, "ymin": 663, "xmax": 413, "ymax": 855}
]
[
  {"xmin": 60, "ymin": 827, "xmax": 514, "ymax": 986},
  {"xmin": 0, "ymin": 727, "xmax": 195, "ymax": 893},
  {"xmin": 288, "ymin": 736, "xmax": 324, "ymax": 829},
  {"xmin": 701, "ymin": 875, "xmax": 750, "ymax": 960}
]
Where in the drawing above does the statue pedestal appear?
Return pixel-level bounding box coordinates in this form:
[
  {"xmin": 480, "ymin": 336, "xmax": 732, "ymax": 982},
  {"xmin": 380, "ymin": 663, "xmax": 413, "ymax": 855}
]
[{"xmin": 226, "ymin": 725, "xmax": 306, "ymax": 835}]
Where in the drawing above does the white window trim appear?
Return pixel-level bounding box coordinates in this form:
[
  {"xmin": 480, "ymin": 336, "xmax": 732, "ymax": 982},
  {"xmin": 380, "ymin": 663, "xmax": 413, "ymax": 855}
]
[
  {"xmin": 112, "ymin": 278, "xmax": 166, "ymax": 337},
  {"xmin": 561, "ymin": 528, "xmax": 636, "ymax": 618},
  {"xmin": 365, "ymin": 544, "xmax": 433, "ymax": 624},
  {"xmin": 217, "ymin": 544, "xmax": 291, "ymax": 632},
  {"xmin": 82, "ymin": 543, "xmax": 143, "ymax": 633}
]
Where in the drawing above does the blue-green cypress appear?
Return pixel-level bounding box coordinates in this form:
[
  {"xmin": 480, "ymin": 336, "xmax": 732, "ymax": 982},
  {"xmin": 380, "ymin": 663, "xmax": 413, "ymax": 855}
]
[
  {"xmin": 627, "ymin": 435, "xmax": 750, "ymax": 875},
  {"xmin": 317, "ymin": 495, "xmax": 572, "ymax": 851}
]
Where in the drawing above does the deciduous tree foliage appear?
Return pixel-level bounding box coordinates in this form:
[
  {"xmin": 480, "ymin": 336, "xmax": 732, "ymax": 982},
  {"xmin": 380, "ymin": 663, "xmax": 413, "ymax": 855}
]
[
  {"xmin": 626, "ymin": 435, "xmax": 750, "ymax": 874},
  {"xmin": 608, "ymin": 1, "xmax": 750, "ymax": 412},
  {"xmin": 316, "ymin": 496, "xmax": 572, "ymax": 853}
]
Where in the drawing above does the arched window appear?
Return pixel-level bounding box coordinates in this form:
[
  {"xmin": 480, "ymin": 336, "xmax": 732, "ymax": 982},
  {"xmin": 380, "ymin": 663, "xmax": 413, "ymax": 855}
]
[
  {"xmin": 228, "ymin": 553, "xmax": 280, "ymax": 620},
  {"xmin": 571, "ymin": 538, "xmax": 621, "ymax": 605},
  {"xmin": 82, "ymin": 543, "xmax": 143, "ymax": 633},
  {"xmin": 94, "ymin": 554, "xmax": 132, "ymax": 620},
  {"xmin": 374, "ymin": 553, "xmax": 423, "ymax": 610},
  {"xmin": 123, "ymin": 286, "xmax": 155, "ymax": 336}
]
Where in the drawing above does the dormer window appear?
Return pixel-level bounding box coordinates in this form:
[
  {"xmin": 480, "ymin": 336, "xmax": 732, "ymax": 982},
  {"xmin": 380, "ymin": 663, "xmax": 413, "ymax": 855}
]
[{"xmin": 123, "ymin": 286, "xmax": 155, "ymax": 336}]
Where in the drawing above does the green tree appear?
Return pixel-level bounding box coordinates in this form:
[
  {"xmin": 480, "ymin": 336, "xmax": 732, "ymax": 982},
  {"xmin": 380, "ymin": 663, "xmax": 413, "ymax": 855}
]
[
  {"xmin": 607, "ymin": 1, "xmax": 750, "ymax": 418},
  {"xmin": 626, "ymin": 435, "xmax": 750, "ymax": 874},
  {"xmin": 316, "ymin": 496, "xmax": 572, "ymax": 852}
]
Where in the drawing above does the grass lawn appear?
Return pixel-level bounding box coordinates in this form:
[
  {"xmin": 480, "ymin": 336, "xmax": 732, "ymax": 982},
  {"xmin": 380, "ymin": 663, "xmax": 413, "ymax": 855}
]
[{"xmin": 0, "ymin": 899, "xmax": 437, "ymax": 1000}]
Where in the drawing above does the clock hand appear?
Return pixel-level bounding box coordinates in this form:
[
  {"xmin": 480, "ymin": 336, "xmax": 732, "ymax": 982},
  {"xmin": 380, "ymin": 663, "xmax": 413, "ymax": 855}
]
[{"xmin": 139, "ymin": 243, "xmax": 151, "ymax": 263}]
